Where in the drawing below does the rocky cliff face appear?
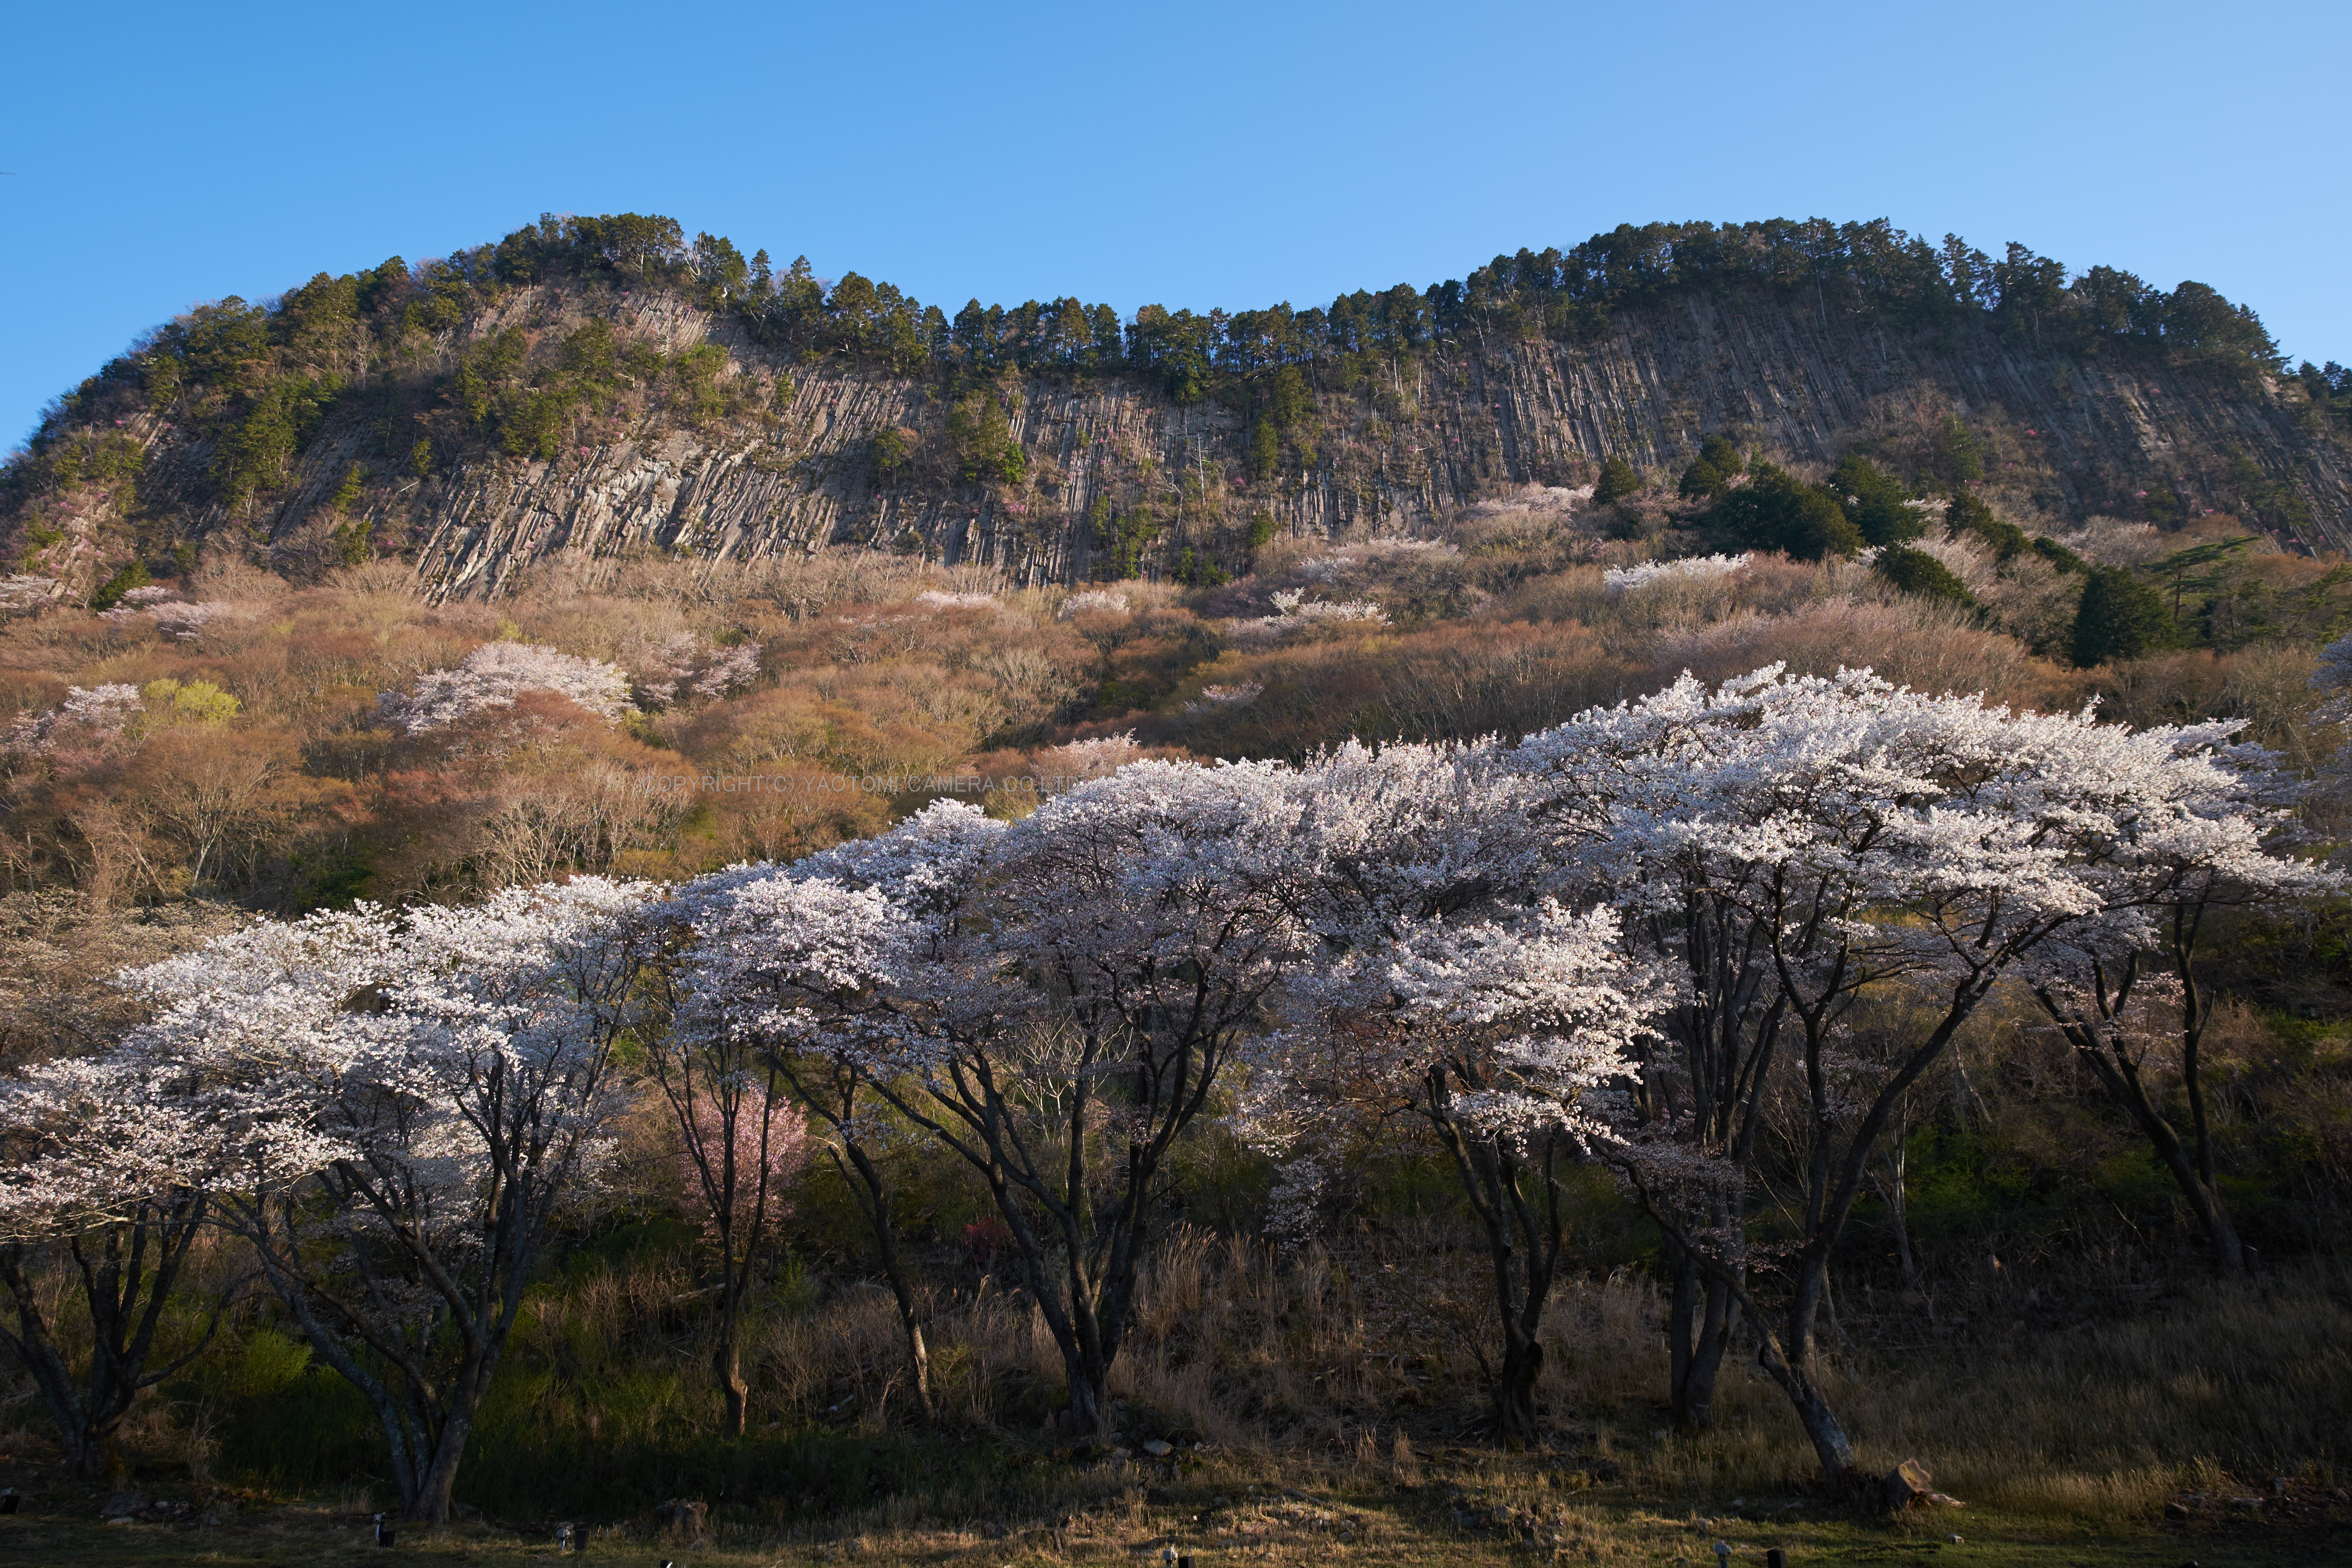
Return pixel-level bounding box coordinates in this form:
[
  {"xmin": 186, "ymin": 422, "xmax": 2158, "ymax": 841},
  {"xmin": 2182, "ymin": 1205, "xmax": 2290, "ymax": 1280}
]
[{"xmin": 35, "ymin": 282, "xmax": 2352, "ymax": 600}]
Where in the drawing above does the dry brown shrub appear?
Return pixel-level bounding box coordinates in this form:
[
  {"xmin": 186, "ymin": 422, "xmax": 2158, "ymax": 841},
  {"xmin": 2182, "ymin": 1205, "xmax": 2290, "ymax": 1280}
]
[
  {"xmin": 122, "ymin": 722, "xmax": 357, "ymax": 892},
  {"xmin": 1651, "ymin": 596, "xmax": 2069, "ymax": 709},
  {"xmin": 0, "ymin": 891, "xmax": 249, "ymax": 1064},
  {"xmin": 1165, "ymin": 619, "xmax": 1631, "ymax": 755},
  {"xmin": 367, "ymin": 693, "xmax": 693, "ymax": 897},
  {"xmin": 1492, "ymin": 565, "xmax": 1606, "ymax": 624},
  {"xmin": 2089, "ymin": 644, "xmax": 2334, "ymax": 761}
]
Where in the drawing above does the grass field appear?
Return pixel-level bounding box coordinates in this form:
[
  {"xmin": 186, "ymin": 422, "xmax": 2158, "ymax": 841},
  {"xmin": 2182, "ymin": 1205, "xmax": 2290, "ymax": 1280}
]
[
  {"xmin": 3, "ymin": 1437, "xmax": 2345, "ymax": 1568},
  {"xmin": 7, "ymin": 1218, "xmax": 2347, "ymax": 1568}
]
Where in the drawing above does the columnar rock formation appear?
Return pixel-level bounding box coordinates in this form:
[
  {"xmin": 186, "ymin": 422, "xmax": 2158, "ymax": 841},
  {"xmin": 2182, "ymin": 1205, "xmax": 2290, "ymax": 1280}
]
[{"xmin": 20, "ymin": 280, "xmax": 2350, "ymax": 601}]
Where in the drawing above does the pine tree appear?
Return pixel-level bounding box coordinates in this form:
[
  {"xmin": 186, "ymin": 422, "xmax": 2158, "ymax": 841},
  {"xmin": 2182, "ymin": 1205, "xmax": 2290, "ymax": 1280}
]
[
  {"xmin": 1249, "ymin": 419, "xmax": 1279, "ymax": 482},
  {"xmin": 1828, "ymin": 454, "xmax": 1923, "ymax": 546},
  {"xmin": 1593, "ymin": 455, "xmax": 1640, "ymax": 504},
  {"xmin": 1708, "ymin": 465, "xmax": 1862, "ymax": 560},
  {"xmin": 2071, "ymin": 566, "xmax": 2173, "ymax": 666}
]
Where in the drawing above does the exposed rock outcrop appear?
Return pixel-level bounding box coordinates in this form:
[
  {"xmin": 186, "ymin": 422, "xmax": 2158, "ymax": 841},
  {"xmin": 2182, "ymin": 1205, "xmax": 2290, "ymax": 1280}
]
[{"xmin": 25, "ymin": 281, "xmax": 2350, "ymax": 600}]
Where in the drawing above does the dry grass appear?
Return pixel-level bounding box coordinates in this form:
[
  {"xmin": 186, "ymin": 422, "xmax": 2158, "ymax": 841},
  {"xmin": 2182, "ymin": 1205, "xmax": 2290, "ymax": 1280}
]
[
  {"xmin": 475, "ymin": 1220, "xmax": 2352, "ymax": 1521},
  {"xmin": 4, "ymin": 1231, "xmax": 2347, "ymax": 1565}
]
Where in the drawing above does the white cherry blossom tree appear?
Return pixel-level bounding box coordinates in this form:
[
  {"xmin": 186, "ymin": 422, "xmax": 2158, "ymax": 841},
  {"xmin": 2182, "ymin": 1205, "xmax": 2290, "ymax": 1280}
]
[
  {"xmin": 1512, "ymin": 665, "xmax": 2321, "ymax": 1481},
  {"xmin": 0, "ymin": 1052, "xmax": 236, "ymax": 1476},
  {"xmin": 660, "ymin": 838, "xmax": 962, "ymax": 1428},
  {"xmin": 721, "ymin": 773, "xmax": 1305, "ymax": 1440},
  {"xmin": 1244, "ymin": 738, "xmax": 1657, "ymax": 1439},
  {"xmin": 2025, "ymin": 750, "xmax": 2337, "ymax": 1275},
  {"xmin": 378, "ymin": 641, "xmax": 632, "ymax": 735},
  {"xmin": 109, "ymin": 879, "xmax": 660, "ymax": 1520}
]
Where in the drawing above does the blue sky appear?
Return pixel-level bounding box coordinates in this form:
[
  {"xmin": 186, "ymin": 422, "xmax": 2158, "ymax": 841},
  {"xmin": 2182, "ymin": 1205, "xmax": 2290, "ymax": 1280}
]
[{"xmin": 4, "ymin": 0, "xmax": 2345, "ymax": 447}]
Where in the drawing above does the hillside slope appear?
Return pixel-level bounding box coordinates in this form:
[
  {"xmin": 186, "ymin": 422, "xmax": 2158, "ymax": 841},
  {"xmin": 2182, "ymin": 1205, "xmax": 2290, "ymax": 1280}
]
[{"xmin": 8, "ymin": 215, "xmax": 2348, "ymax": 601}]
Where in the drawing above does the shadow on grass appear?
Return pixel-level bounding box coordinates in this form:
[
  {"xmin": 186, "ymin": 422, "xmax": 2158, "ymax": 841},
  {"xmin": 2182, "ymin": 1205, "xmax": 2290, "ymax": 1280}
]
[{"xmin": 212, "ymin": 1367, "xmax": 1011, "ymax": 1525}]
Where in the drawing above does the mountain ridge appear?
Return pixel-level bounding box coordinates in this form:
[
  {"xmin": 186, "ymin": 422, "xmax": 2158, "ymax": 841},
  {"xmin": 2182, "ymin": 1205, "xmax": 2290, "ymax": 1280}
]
[{"xmin": 8, "ymin": 214, "xmax": 2349, "ymax": 602}]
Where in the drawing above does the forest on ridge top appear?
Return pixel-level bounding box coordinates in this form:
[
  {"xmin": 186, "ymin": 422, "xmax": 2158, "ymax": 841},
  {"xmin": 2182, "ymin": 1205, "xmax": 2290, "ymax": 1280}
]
[{"xmin": 6, "ymin": 210, "xmax": 2350, "ymax": 609}]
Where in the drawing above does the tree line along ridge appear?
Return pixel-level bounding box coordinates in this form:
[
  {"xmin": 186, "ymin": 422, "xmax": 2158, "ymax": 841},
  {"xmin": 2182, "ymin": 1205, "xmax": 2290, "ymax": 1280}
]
[{"xmin": 6, "ymin": 211, "xmax": 2350, "ymax": 607}]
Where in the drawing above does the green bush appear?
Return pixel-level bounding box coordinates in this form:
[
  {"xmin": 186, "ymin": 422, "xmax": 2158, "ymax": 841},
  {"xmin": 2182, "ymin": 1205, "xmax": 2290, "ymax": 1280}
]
[
  {"xmin": 2033, "ymin": 535, "xmax": 2090, "ymax": 574},
  {"xmin": 1829, "ymin": 453, "xmax": 1924, "ymax": 547},
  {"xmin": 1875, "ymin": 544, "xmax": 1975, "ymax": 606},
  {"xmin": 1947, "ymin": 489, "xmax": 2030, "ymax": 560},
  {"xmin": 1707, "ymin": 464, "xmax": 1862, "ymax": 560},
  {"xmin": 90, "ymin": 558, "xmax": 151, "ymax": 609}
]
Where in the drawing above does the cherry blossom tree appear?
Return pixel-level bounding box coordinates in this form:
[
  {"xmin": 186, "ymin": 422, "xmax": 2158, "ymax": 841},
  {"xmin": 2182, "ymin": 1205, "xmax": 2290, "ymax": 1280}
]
[
  {"xmin": 720, "ymin": 773, "xmax": 1305, "ymax": 1440},
  {"xmin": 2025, "ymin": 765, "xmax": 2337, "ymax": 1275},
  {"xmin": 1243, "ymin": 738, "xmax": 1657, "ymax": 1439},
  {"xmin": 926, "ymin": 764, "xmax": 1318, "ymax": 1437},
  {"xmin": 112, "ymin": 879, "xmax": 661, "ymax": 1520},
  {"xmin": 1511, "ymin": 666, "xmax": 2321, "ymax": 1482},
  {"xmin": 673, "ymin": 803, "xmax": 1009, "ymax": 1425},
  {"xmin": 1, "ymin": 683, "xmax": 142, "ymax": 759},
  {"xmin": 653, "ymin": 865, "xmax": 904, "ymax": 1430},
  {"xmin": 0, "ymin": 1053, "xmax": 235, "ymax": 1476},
  {"xmin": 378, "ymin": 641, "xmax": 632, "ymax": 735},
  {"xmin": 644, "ymin": 1033, "xmax": 807, "ymax": 1434},
  {"xmin": 668, "ymin": 841, "xmax": 939, "ymax": 1423},
  {"xmin": 623, "ymin": 631, "xmax": 764, "ymax": 708}
]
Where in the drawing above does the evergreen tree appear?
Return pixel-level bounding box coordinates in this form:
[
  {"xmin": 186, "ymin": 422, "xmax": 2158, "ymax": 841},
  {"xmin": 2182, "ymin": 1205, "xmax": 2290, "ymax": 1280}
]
[
  {"xmin": 2034, "ymin": 536, "xmax": 2090, "ymax": 575},
  {"xmin": 1266, "ymin": 365, "xmax": 1310, "ymax": 428},
  {"xmin": 1594, "ymin": 455, "xmax": 1640, "ymax": 504},
  {"xmin": 1924, "ymin": 415, "xmax": 1985, "ymax": 486},
  {"xmin": 1679, "ymin": 458, "xmax": 1726, "ymax": 499},
  {"xmin": 1679, "ymin": 434, "xmax": 1744, "ymax": 500},
  {"xmin": 1875, "ymin": 545, "xmax": 1974, "ymax": 606},
  {"xmin": 90, "ymin": 559, "xmax": 150, "ymax": 610},
  {"xmin": 1828, "ymin": 453, "xmax": 1923, "ymax": 546},
  {"xmin": 2071, "ymin": 566, "xmax": 2173, "ymax": 666},
  {"xmin": 869, "ymin": 427, "xmax": 912, "ymax": 487},
  {"xmin": 1946, "ymin": 490, "xmax": 2029, "ymax": 560},
  {"xmin": 1708, "ymin": 465, "xmax": 1862, "ymax": 561},
  {"xmin": 1249, "ymin": 419, "xmax": 1279, "ymax": 482},
  {"xmin": 947, "ymin": 391, "xmax": 1023, "ymax": 484}
]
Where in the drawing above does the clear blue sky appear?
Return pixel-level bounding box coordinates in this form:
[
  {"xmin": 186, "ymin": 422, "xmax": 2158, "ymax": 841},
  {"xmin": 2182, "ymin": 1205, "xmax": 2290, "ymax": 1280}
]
[{"xmin": 4, "ymin": 0, "xmax": 2345, "ymax": 448}]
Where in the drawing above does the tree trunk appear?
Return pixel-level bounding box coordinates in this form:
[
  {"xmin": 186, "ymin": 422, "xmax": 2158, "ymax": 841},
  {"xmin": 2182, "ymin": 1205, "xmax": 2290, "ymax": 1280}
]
[
  {"xmin": 839, "ymin": 1141, "xmax": 935, "ymax": 1423},
  {"xmin": 2066, "ymin": 1011, "xmax": 2245, "ymax": 1274},
  {"xmin": 715, "ymin": 1325, "xmax": 749, "ymax": 1438},
  {"xmin": 900, "ymin": 1318, "xmax": 933, "ymax": 1423},
  {"xmin": 1754, "ymin": 1329, "xmax": 1856, "ymax": 1479},
  {"xmin": 0, "ymin": 1247, "xmax": 101, "ymax": 1476},
  {"xmin": 1429, "ymin": 1090, "xmax": 1566, "ymax": 1445},
  {"xmin": 1666, "ymin": 1248, "xmax": 1736, "ymax": 1431},
  {"xmin": 0, "ymin": 1217, "xmax": 217, "ymax": 1481},
  {"xmin": 1059, "ymin": 1347, "xmax": 1112, "ymax": 1442},
  {"xmin": 1495, "ymin": 1336, "xmax": 1544, "ymax": 1441},
  {"xmin": 405, "ymin": 1411, "xmax": 471, "ymax": 1524}
]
